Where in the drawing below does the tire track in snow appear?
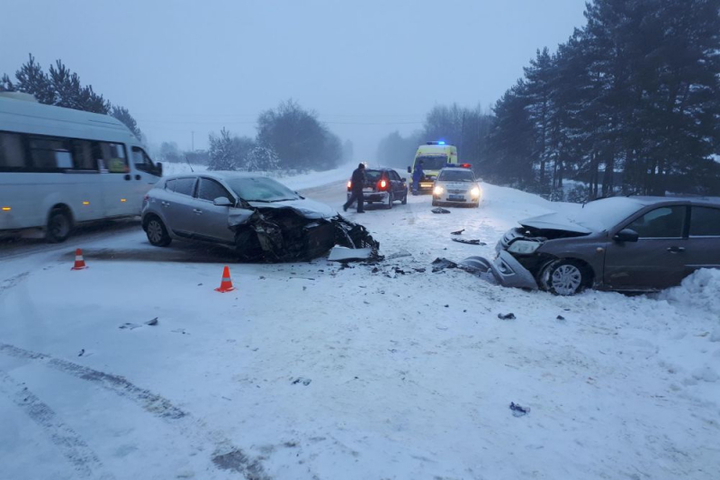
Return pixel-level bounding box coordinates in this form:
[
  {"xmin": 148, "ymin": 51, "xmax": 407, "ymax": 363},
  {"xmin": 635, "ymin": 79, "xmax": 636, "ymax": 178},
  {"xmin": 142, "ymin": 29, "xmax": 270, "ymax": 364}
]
[
  {"xmin": 0, "ymin": 369, "xmax": 116, "ymax": 480},
  {"xmin": 0, "ymin": 342, "xmax": 271, "ymax": 480},
  {"xmin": 0, "ymin": 343, "xmax": 187, "ymax": 420}
]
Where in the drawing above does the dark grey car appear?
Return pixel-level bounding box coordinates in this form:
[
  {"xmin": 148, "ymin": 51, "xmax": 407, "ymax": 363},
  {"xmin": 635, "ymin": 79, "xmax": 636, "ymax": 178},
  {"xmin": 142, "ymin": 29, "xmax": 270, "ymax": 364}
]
[{"xmin": 470, "ymin": 196, "xmax": 720, "ymax": 295}]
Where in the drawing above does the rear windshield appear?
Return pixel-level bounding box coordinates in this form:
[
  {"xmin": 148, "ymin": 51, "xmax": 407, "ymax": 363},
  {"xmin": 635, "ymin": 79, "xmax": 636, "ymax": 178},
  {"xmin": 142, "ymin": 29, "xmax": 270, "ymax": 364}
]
[
  {"xmin": 416, "ymin": 155, "xmax": 447, "ymax": 170},
  {"xmin": 439, "ymin": 169, "xmax": 474, "ymax": 182},
  {"xmin": 364, "ymin": 170, "xmax": 383, "ymax": 182},
  {"xmin": 225, "ymin": 176, "xmax": 300, "ymax": 202}
]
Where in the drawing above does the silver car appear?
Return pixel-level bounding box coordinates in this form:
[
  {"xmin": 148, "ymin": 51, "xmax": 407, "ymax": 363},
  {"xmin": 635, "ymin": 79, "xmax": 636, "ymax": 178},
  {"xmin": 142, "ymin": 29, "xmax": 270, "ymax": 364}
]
[
  {"xmin": 141, "ymin": 172, "xmax": 378, "ymax": 261},
  {"xmin": 466, "ymin": 196, "xmax": 720, "ymax": 295}
]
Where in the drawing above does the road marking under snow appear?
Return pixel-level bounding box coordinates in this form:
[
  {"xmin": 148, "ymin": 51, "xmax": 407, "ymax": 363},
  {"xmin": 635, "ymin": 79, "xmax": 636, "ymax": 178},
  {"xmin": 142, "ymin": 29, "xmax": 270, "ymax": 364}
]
[
  {"xmin": 0, "ymin": 369, "xmax": 116, "ymax": 480},
  {"xmin": 0, "ymin": 342, "xmax": 271, "ymax": 480}
]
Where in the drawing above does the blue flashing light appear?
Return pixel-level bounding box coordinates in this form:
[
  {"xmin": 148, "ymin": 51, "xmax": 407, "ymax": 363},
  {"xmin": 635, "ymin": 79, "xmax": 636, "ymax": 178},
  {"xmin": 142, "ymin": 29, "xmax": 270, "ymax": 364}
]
[{"xmin": 438, "ymin": 141, "xmax": 446, "ymax": 145}]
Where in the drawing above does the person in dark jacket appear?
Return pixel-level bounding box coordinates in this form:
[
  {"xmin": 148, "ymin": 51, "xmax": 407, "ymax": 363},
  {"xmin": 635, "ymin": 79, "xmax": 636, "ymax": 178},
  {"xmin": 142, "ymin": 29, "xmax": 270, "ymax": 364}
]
[
  {"xmin": 343, "ymin": 163, "xmax": 366, "ymax": 213},
  {"xmin": 411, "ymin": 160, "xmax": 424, "ymax": 195}
]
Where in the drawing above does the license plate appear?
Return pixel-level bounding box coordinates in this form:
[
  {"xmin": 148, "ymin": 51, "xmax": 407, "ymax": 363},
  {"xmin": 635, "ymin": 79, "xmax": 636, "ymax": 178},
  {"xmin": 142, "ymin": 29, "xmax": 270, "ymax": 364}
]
[
  {"xmin": 363, "ymin": 187, "xmax": 373, "ymax": 192},
  {"xmin": 449, "ymin": 195, "xmax": 465, "ymax": 201}
]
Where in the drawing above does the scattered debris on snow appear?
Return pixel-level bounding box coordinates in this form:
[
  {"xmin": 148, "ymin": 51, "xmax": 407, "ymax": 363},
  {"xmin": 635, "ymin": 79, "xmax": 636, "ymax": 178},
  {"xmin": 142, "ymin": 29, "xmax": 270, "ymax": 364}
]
[
  {"xmin": 431, "ymin": 207, "xmax": 451, "ymax": 214},
  {"xmin": 146, "ymin": 317, "xmax": 159, "ymax": 326},
  {"xmin": 510, "ymin": 402, "xmax": 530, "ymax": 417},
  {"xmin": 498, "ymin": 313, "xmax": 516, "ymax": 320},
  {"xmin": 451, "ymin": 229, "xmax": 465, "ymax": 235},
  {"xmin": 451, "ymin": 238, "xmax": 486, "ymax": 246}
]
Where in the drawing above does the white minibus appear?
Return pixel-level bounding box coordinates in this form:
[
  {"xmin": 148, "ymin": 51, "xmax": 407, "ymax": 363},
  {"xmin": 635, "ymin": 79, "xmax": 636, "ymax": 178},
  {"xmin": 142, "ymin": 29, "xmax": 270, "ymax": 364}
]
[{"xmin": 0, "ymin": 93, "xmax": 162, "ymax": 242}]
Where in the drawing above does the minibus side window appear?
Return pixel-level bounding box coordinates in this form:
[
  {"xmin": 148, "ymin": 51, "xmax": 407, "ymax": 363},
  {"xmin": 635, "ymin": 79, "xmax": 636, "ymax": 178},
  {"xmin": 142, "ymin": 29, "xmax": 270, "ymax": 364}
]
[
  {"xmin": 94, "ymin": 142, "xmax": 129, "ymax": 173},
  {"xmin": 28, "ymin": 136, "xmax": 73, "ymax": 170},
  {"xmin": 0, "ymin": 132, "xmax": 28, "ymax": 171},
  {"xmin": 71, "ymin": 140, "xmax": 97, "ymax": 171}
]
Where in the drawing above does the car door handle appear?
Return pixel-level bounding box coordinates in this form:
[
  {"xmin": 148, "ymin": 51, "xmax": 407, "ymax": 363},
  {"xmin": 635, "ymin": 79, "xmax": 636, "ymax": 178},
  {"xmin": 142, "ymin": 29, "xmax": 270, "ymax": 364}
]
[
  {"xmin": 161, "ymin": 201, "xmax": 170, "ymax": 207},
  {"xmin": 193, "ymin": 208, "xmax": 203, "ymax": 215},
  {"xmin": 667, "ymin": 246, "xmax": 685, "ymax": 253}
]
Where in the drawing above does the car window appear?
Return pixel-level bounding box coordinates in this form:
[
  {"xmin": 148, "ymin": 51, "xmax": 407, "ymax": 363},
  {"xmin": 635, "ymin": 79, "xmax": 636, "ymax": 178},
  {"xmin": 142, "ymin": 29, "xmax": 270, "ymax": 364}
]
[
  {"xmin": 390, "ymin": 171, "xmax": 401, "ymax": 181},
  {"xmin": 171, "ymin": 177, "xmax": 196, "ymax": 196},
  {"xmin": 132, "ymin": 146, "xmax": 156, "ymax": 173},
  {"xmin": 364, "ymin": 170, "xmax": 382, "ymax": 182},
  {"xmin": 626, "ymin": 206, "xmax": 685, "ymax": 238},
  {"xmin": 225, "ymin": 176, "xmax": 300, "ymax": 202},
  {"xmin": 690, "ymin": 207, "xmax": 720, "ymax": 236},
  {"xmin": 197, "ymin": 178, "xmax": 232, "ymax": 202},
  {"xmin": 164, "ymin": 179, "xmax": 175, "ymax": 191},
  {"xmin": 439, "ymin": 169, "xmax": 474, "ymax": 182}
]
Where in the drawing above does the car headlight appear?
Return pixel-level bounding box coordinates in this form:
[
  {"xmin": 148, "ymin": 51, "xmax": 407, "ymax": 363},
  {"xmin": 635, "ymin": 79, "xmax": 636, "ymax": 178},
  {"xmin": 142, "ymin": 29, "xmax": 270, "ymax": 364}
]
[
  {"xmin": 470, "ymin": 186, "xmax": 481, "ymax": 198},
  {"xmin": 433, "ymin": 186, "xmax": 444, "ymax": 196},
  {"xmin": 507, "ymin": 240, "xmax": 540, "ymax": 254}
]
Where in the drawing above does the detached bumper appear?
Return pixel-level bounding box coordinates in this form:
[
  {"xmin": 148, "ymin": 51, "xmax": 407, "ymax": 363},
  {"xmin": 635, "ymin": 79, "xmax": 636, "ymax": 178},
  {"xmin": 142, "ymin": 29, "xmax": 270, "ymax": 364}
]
[{"xmin": 459, "ymin": 251, "xmax": 538, "ymax": 290}]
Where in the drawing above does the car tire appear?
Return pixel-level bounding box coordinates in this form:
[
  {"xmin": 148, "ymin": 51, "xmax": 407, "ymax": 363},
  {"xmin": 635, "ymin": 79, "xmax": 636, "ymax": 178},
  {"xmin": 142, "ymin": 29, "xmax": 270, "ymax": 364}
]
[
  {"xmin": 145, "ymin": 216, "xmax": 172, "ymax": 247},
  {"xmin": 235, "ymin": 228, "xmax": 263, "ymax": 261},
  {"xmin": 46, "ymin": 208, "xmax": 72, "ymax": 243},
  {"xmin": 385, "ymin": 192, "xmax": 393, "ymax": 209},
  {"xmin": 540, "ymin": 260, "xmax": 589, "ymax": 296}
]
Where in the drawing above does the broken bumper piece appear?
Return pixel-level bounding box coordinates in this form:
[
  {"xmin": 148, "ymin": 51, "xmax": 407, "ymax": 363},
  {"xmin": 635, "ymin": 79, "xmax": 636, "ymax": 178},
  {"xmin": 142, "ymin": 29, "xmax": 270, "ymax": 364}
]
[{"xmin": 459, "ymin": 251, "xmax": 538, "ymax": 290}]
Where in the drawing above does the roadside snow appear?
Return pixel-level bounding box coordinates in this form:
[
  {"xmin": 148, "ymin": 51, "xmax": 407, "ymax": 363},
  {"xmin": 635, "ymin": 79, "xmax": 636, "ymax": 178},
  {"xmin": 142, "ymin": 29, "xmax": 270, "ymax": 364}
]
[
  {"xmin": 1, "ymin": 181, "xmax": 718, "ymax": 480},
  {"xmin": 160, "ymin": 162, "xmax": 356, "ymax": 192}
]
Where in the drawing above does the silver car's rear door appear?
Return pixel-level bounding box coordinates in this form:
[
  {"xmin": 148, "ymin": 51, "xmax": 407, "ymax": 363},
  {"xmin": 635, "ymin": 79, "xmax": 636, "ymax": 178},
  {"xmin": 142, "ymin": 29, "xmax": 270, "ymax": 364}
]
[{"xmin": 163, "ymin": 177, "xmax": 198, "ymax": 237}]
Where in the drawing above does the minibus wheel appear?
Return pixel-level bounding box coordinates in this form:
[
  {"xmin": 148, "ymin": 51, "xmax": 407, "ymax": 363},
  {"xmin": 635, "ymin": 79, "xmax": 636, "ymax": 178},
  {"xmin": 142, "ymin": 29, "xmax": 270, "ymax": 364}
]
[{"xmin": 46, "ymin": 208, "xmax": 72, "ymax": 243}]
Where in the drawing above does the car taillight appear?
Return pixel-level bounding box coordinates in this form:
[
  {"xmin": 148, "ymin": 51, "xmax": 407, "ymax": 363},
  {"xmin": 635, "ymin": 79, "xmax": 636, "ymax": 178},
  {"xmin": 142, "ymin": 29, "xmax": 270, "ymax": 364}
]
[
  {"xmin": 347, "ymin": 181, "xmax": 352, "ymax": 190},
  {"xmin": 378, "ymin": 179, "xmax": 387, "ymax": 190}
]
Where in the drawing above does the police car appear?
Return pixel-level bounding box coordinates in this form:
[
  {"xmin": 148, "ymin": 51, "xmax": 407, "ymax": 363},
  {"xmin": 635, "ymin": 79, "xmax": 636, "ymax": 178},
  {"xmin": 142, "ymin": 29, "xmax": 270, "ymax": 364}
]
[{"xmin": 431, "ymin": 164, "xmax": 482, "ymax": 207}]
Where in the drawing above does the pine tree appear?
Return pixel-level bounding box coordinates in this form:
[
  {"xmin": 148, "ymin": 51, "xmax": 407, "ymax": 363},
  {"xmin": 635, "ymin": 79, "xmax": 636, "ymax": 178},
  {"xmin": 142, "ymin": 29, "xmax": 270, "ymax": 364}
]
[
  {"xmin": 245, "ymin": 146, "xmax": 280, "ymax": 172},
  {"xmin": 208, "ymin": 128, "xmax": 240, "ymax": 171}
]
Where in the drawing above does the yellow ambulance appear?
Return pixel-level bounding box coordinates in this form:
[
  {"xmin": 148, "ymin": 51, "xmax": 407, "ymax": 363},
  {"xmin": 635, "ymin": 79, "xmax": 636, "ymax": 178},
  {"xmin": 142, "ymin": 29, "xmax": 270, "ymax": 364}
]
[{"xmin": 407, "ymin": 141, "xmax": 458, "ymax": 193}]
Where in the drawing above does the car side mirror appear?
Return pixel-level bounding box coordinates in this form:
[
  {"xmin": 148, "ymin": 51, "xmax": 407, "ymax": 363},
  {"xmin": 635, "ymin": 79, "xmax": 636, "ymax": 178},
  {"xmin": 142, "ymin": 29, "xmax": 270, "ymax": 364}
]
[
  {"xmin": 213, "ymin": 196, "xmax": 234, "ymax": 207},
  {"xmin": 613, "ymin": 228, "xmax": 639, "ymax": 243},
  {"xmin": 401, "ymin": 178, "xmax": 406, "ymax": 183},
  {"xmin": 407, "ymin": 166, "xmax": 411, "ymax": 174},
  {"xmin": 155, "ymin": 162, "xmax": 163, "ymax": 176}
]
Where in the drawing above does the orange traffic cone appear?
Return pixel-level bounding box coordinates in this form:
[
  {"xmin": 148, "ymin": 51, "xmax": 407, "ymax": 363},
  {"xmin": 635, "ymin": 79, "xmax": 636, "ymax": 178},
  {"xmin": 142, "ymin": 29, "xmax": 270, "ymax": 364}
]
[
  {"xmin": 215, "ymin": 266, "xmax": 235, "ymax": 293},
  {"xmin": 71, "ymin": 248, "xmax": 88, "ymax": 270}
]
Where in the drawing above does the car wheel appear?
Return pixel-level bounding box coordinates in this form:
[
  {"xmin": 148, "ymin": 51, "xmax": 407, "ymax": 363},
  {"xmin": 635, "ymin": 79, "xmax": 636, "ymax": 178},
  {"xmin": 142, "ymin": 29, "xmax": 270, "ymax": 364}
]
[
  {"xmin": 145, "ymin": 216, "xmax": 172, "ymax": 246},
  {"xmin": 46, "ymin": 208, "xmax": 72, "ymax": 243},
  {"xmin": 235, "ymin": 228, "xmax": 263, "ymax": 261},
  {"xmin": 385, "ymin": 192, "xmax": 393, "ymax": 209},
  {"xmin": 540, "ymin": 260, "xmax": 588, "ymax": 296}
]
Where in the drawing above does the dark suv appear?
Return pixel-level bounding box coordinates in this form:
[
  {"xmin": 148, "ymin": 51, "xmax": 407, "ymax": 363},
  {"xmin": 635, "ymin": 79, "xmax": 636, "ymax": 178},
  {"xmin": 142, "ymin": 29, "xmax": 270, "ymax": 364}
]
[
  {"xmin": 470, "ymin": 196, "xmax": 720, "ymax": 295},
  {"xmin": 347, "ymin": 168, "xmax": 408, "ymax": 209}
]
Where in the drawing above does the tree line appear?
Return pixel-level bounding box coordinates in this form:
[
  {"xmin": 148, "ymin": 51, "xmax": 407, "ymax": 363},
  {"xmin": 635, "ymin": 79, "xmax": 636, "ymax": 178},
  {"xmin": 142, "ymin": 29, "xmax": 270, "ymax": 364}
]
[
  {"xmin": 378, "ymin": 0, "xmax": 720, "ymax": 199},
  {"xmin": 2, "ymin": 56, "xmax": 351, "ymax": 173},
  {"xmin": 1, "ymin": 54, "xmax": 142, "ymax": 139},
  {"xmin": 205, "ymin": 100, "xmax": 352, "ymax": 173}
]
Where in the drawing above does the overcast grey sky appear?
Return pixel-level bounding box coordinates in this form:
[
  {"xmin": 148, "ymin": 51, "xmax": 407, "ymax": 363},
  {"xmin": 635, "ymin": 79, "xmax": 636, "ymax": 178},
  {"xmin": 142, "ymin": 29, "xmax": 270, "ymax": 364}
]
[{"xmin": 1, "ymin": 0, "xmax": 587, "ymax": 160}]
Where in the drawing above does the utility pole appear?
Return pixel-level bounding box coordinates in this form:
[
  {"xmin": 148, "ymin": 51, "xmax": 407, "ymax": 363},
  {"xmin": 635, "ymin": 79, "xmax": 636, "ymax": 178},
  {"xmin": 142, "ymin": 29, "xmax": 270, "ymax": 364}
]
[{"xmin": 191, "ymin": 131, "xmax": 195, "ymax": 152}]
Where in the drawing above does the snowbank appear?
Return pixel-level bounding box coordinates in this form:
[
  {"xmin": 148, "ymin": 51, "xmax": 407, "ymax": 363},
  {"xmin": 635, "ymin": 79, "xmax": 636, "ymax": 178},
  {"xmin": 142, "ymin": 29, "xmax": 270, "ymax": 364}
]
[
  {"xmin": 159, "ymin": 162, "xmax": 355, "ymax": 192},
  {"xmin": 658, "ymin": 268, "xmax": 720, "ymax": 314}
]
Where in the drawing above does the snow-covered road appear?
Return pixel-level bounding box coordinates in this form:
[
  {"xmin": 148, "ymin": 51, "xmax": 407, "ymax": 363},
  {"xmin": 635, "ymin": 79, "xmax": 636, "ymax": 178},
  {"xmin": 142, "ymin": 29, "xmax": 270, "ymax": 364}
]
[{"xmin": 1, "ymin": 179, "xmax": 719, "ymax": 480}]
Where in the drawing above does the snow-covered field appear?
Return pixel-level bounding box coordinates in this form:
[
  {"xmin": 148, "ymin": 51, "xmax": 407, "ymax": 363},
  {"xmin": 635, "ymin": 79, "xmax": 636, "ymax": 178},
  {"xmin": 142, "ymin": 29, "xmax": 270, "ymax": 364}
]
[
  {"xmin": 161, "ymin": 162, "xmax": 355, "ymax": 191},
  {"xmin": 1, "ymin": 179, "xmax": 719, "ymax": 480}
]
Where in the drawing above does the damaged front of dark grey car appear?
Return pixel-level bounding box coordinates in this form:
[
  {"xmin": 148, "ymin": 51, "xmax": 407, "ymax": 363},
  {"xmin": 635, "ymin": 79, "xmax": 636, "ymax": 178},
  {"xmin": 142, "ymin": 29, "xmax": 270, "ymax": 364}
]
[
  {"xmin": 142, "ymin": 172, "xmax": 379, "ymax": 262},
  {"xmin": 466, "ymin": 196, "xmax": 720, "ymax": 295}
]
